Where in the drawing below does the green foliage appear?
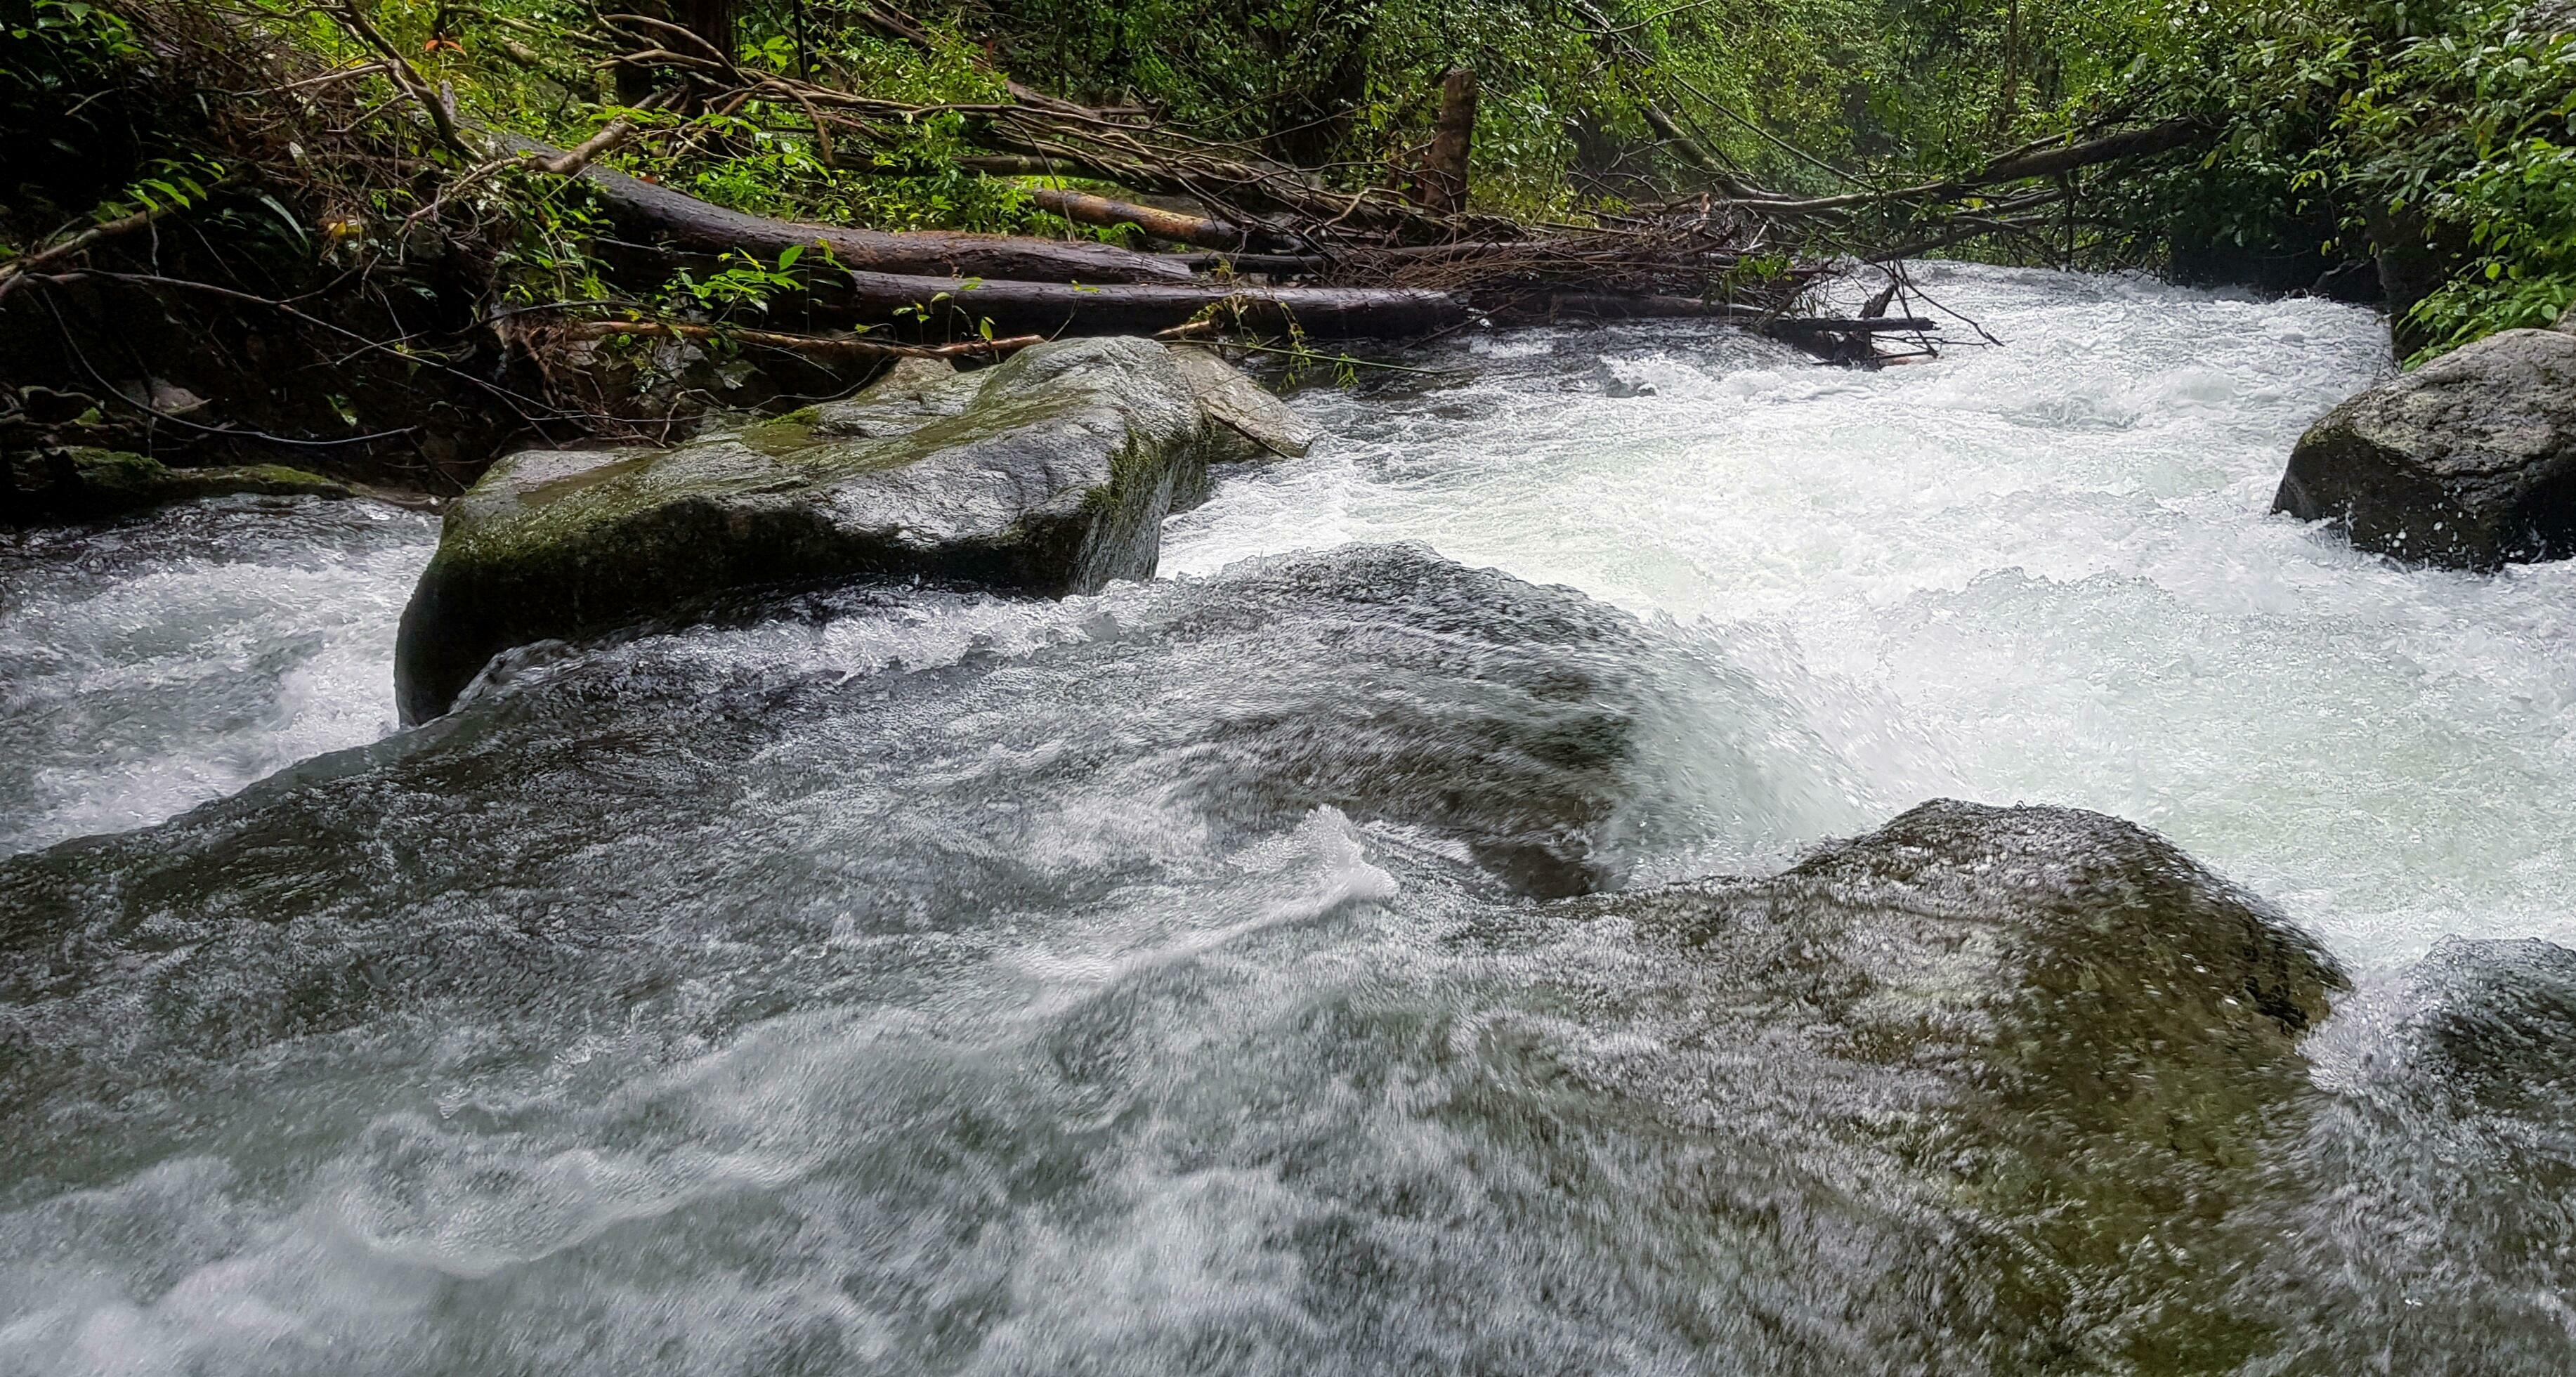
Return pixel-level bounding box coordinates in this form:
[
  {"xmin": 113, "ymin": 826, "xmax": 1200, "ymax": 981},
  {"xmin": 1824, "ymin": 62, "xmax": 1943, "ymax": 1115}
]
[
  {"xmin": 2351, "ymin": 11, "xmax": 2576, "ymax": 353},
  {"xmin": 2105, "ymin": 0, "xmax": 2576, "ymax": 357},
  {"xmin": 1, "ymin": 0, "xmax": 151, "ymax": 235},
  {"xmin": 491, "ymin": 174, "xmax": 615, "ymax": 306},
  {"xmin": 105, "ymin": 156, "xmax": 219, "ymax": 217},
  {"xmin": 665, "ymin": 245, "xmax": 814, "ymax": 315},
  {"xmin": 20, "ymin": 0, "xmax": 2572, "ymax": 360},
  {"xmin": 3, "ymin": 0, "xmax": 137, "ymax": 54}
]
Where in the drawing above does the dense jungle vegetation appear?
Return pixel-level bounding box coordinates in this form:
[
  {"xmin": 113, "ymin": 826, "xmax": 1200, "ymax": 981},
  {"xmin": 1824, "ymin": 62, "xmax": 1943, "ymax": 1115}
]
[{"xmin": 2, "ymin": 0, "xmax": 2571, "ymax": 479}]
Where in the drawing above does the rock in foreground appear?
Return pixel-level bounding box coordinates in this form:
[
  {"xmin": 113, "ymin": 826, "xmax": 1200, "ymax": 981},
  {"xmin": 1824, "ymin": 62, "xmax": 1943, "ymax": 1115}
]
[
  {"xmin": 2274, "ymin": 327, "xmax": 2576, "ymax": 569},
  {"xmin": 1571, "ymin": 800, "xmax": 2347, "ymax": 1369},
  {"xmin": 393, "ymin": 337, "xmax": 1302, "ymax": 722}
]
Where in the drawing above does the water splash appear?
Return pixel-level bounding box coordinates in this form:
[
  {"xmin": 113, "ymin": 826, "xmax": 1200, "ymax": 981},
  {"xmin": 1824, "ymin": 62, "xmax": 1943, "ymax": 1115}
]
[{"xmin": 0, "ymin": 495, "xmax": 436, "ymax": 859}]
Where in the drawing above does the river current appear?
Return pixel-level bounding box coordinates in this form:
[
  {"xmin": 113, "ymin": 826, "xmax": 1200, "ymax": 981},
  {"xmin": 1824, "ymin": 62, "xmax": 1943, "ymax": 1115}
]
[{"xmin": 2, "ymin": 266, "xmax": 2572, "ymax": 1373}]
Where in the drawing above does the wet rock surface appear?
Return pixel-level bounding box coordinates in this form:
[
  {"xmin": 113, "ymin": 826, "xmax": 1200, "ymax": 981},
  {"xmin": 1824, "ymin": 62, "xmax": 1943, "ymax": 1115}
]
[
  {"xmin": 393, "ymin": 338, "xmax": 1292, "ymax": 722},
  {"xmin": 5, "ymin": 535, "xmax": 2574, "ymax": 1373},
  {"xmin": 1557, "ymin": 800, "xmax": 2346, "ymax": 1371},
  {"xmin": 1165, "ymin": 344, "xmax": 1317, "ymax": 462},
  {"xmin": 2275, "ymin": 327, "xmax": 2576, "ymax": 568}
]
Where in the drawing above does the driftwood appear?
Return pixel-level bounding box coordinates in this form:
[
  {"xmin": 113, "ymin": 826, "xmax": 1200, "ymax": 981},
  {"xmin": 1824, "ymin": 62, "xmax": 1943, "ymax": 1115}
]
[
  {"xmin": 494, "ymin": 150, "xmax": 1468, "ymax": 336},
  {"xmin": 1522, "ymin": 292, "xmax": 1933, "ymax": 332},
  {"xmin": 816, "ymin": 272, "xmax": 1473, "ymax": 339},
  {"xmin": 509, "ymin": 145, "xmax": 1882, "ymax": 340}
]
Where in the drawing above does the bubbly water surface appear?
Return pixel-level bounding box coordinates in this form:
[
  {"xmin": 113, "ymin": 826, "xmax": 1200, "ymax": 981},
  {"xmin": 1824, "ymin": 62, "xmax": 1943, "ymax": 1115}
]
[
  {"xmin": 1167, "ymin": 265, "xmax": 2576, "ymax": 969},
  {"xmin": 0, "ymin": 495, "xmax": 436, "ymax": 858},
  {"xmin": 4, "ymin": 268, "xmax": 2573, "ymax": 1375}
]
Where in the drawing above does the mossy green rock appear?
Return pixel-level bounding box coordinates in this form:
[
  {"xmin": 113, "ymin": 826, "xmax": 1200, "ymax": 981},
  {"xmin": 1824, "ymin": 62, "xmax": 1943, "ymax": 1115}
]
[
  {"xmin": 2, "ymin": 448, "xmax": 348, "ymax": 525},
  {"xmin": 395, "ymin": 337, "xmax": 1293, "ymax": 722},
  {"xmin": 1567, "ymin": 800, "xmax": 2346, "ymax": 1371}
]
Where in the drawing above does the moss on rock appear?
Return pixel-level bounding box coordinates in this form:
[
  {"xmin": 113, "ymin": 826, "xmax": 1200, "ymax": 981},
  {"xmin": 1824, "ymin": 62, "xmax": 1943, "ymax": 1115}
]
[
  {"xmin": 1564, "ymin": 801, "xmax": 2347, "ymax": 1370},
  {"xmin": 2, "ymin": 448, "xmax": 350, "ymax": 526}
]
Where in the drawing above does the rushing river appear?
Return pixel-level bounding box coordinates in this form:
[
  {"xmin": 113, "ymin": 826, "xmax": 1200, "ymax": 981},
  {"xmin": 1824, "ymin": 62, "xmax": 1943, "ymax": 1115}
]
[{"xmin": 3, "ymin": 267, "xmax": 2572, "ymax": 1373}]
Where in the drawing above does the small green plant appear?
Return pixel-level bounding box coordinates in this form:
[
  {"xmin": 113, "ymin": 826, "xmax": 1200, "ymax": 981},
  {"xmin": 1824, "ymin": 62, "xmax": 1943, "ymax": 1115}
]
[
  {"xmin": 107, "ymin": 157, "xmax": 221, "ymax": 217},
  {"xmin": 663, "ymin": 244, "xmax": 813, "ymax": 316}
]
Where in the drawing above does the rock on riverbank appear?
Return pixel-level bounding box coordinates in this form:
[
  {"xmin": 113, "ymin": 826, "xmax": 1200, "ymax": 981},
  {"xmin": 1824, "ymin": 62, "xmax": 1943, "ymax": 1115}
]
[
  {"xmin": 393, "ymin": 337, "xmax": 1308, "ymax": 722},
  {"xmin": 3, "ymin": 448, "xmax": 349, "ymax": 526},
  {"xmin": 2275, "ymin": 327, "xmax": 2576, "ymax": 570}
]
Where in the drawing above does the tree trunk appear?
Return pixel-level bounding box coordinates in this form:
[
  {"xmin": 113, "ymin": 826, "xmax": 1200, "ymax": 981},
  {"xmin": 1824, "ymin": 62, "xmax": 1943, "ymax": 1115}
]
[
  {"xmin": 1019, "ymin": 187, "xmax": 1283, "ymax": 252},
  {"xmin": 501, "ymin": 134, "xmax": 1202, "ymax": 284},
  {"xmin": 613, "ymin": 0, "xmax": 735, "ymax": 101},
  {"xmin": 676, "ymin": 0, "xmax": 736, "ymax": 58},
  {"xmin": 1995, "ymin": 0, "xmax": 2022, "ymax": 133},
  {"xmin": 1411, "ymin": 68, "xmax": 1479, "ymax": 216}
]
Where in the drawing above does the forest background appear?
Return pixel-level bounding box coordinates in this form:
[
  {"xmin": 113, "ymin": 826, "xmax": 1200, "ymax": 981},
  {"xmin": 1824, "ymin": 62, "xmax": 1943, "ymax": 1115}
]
[{"xmin": 2, "ymin": 0, "xmax": 2572, "ymax": 478}]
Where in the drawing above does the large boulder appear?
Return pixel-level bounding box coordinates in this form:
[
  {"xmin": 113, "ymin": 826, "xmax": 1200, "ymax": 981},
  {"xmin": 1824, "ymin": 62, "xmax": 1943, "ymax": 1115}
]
[
  {"xmin": 1569, "ymin": 800, "xmax": 2347, "ymax": 1369},
  {"xmin": 393, "ymin": 337, "xmax": 1297, "ymax": 722},
  {"xmin": 2274, "ymin": 327, "xmax": 2576, "ymax": 569},
  {"xmin": 1, "ymin": 448, "xmax": 348, "ymax": 526}
]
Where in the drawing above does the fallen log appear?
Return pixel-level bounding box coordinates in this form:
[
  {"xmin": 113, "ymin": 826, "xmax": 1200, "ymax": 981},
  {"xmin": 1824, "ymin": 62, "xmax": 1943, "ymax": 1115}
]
[
  {"xmin": 1768, "ymin": 315, "xmax": 1938, "ymax": 333},
  {"xmin": 1500, "ymin": 292, "xmax": 1930, "ymax": 332},
  {"xmin": 497, "ymin": 133, "xmax": 1200, "ymax": 285},
  {"xmin": 1177, "ymin": 237, "xmax": 1800, "ymax": 287},
  {"xmin": 1733, "ymin": 117, "xmax": 2213, "ymax": 217},
  {"xmin": 1639, "ymin": 104, "xmax": 1762, "ymax": 200},
  {"xmin": 528, "ymin": 320, "xmax": 1045, "ymax": 358},
  {"xmin": 809, "ymin": 271, "xmax": 1476, "ymax": 339},
  {"xmin": 1179, "ymin": 251, "xmax": 1331, "ymax": 278},
  {"xmin": 490, "ymin": 143, "xmax": 1859, "ymax": 341},
  {"xmin": 1017, "ymin": 186, "xmax": 1286, "ymax": 252},
  {"xmin": 1967, "ymin": 118, "xmax": 2208, "ymax": 187},
  {"xmin": 577, "ymin": 254, "xmax": 1872, "ymax": 344}
]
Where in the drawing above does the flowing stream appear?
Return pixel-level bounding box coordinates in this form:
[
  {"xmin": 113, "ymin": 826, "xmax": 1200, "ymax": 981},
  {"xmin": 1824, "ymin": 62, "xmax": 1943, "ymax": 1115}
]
[{"xmin": 3, "ymin": 266, "xmax": 2572, "ymax": 1373}]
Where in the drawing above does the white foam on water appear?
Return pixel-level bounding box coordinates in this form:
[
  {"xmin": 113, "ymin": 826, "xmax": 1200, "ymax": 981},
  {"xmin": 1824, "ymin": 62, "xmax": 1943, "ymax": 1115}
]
[
  {"xmin": 1165, "ymin": 266, "xmax": 2576, "ymax": 969},
  {"xmin": 0, "ymin": 497, "xmax": 436, "ymax": 858},
  {"xmin": 8, "ymin": 270, "xmax": 2575, "ymax": 1376}
]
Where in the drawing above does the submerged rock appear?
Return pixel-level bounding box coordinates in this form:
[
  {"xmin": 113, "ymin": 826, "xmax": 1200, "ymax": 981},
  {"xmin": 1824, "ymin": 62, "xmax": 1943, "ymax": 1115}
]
[
  {"xmin": 393, "ymin": 337, "xmax": 1297, "ymax": 722},
  {"xmin": 1566, "ymin": 800, "xmax": 2346, "ymax": 1370},
  {"xmin": 2257, "ymin": 937, "xmax": 2576, "ymax": 1372},
  {"xmin": 2274, "ymin": 327, "xmax": 2576, "ymax": 568},
  {"xmin": 1, "ymin": 448, "xmax": 348, "ymax": 526}
]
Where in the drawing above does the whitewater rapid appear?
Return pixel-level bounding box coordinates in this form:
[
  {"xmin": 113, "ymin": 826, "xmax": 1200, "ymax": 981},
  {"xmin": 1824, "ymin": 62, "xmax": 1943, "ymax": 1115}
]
[
  {"xmin": 0, "ymin": 497, "xmax": 436, "ymax": 859},
  {"xmin": 8, "ymin": 268, "xmax": 2567, "ymax": 962},
  {"xmin": 6, "ymin": 266, "xmax": 2575, "ymax": 1377},
  {"xmin": 1167, "ymin": 265, "xmax": 2576, "ymax": 968}
]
